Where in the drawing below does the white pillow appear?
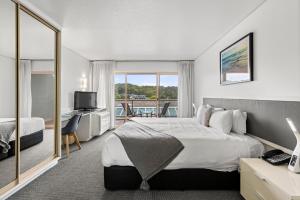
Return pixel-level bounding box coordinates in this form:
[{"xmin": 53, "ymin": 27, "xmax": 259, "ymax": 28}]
[
  {"xmin": 196, "ymin": 105, "xmax": 212, "ymax": 127},
  {"xmin": 232, "ymin": 110, "xmax": 247, "ymax": 134},
  {"xmin": 212, "ymin": 107, "xmax": 224, "ymax": 113},
  {"xmin": 207, "ymin": 104, "xmax": 224, "ymax": 112},
  {"xmin": 209, "ymin": 110, "xmax": 233, "ymax": 134}
]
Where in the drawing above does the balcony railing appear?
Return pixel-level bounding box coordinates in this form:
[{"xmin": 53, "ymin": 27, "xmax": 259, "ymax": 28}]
[{"xmin": 115, "ymin": 99, "xmax": 178, "ymax": 118}]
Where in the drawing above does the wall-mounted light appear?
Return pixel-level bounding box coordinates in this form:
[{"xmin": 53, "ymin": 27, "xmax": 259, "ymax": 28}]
[{"xmin": 80, "ymin": 74, "xmax": 87, "ymax": 91}]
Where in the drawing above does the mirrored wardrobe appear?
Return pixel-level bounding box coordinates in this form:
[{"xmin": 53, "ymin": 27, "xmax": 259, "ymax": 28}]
[
  {"xmin": 0, "ymin": 0, "xmax": 60, "ymax": 195},
  {"xmin": 0, "ymin": 0, "xmax": 17, "ymax": 190}
]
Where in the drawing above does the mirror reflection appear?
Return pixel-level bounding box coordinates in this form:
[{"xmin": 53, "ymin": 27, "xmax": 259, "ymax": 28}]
[
  {"xmin": 0, "ymin": 0, "xmax": 17, "ymax": 188},
  {"xmin": 20, "ymin": 10, "xmax": 56, "ymax": 174}
]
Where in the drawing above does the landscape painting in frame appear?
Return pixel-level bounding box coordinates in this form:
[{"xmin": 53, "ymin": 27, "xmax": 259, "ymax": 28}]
[{"xmin": 220, "ymin": 33, "xmax": 253, "ymax": 85}]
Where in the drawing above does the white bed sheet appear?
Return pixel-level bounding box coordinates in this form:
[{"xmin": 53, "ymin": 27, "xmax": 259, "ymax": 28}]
[
  {"xmin": 102, "ymin": 117, "xmax": 264, "ymax": 172},
  {"xmin": 0, "ymin": 118, "xmax": 45, "ymax": 141}
]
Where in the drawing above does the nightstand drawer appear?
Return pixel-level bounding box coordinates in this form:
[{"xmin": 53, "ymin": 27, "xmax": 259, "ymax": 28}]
[{"xmin": 241, "ymin": 161, "xmax": 289, "ymax": 200}]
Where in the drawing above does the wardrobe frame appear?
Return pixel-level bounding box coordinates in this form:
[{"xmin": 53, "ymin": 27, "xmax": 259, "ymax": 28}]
[{"xmin": 0, "ymin": 0, "xmax": 61, "ymax": 196}]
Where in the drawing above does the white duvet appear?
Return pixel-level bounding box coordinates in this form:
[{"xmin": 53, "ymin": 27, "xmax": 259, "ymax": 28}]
[
  {"xmin": 0, "ymin": 118, "xmax": 45, "ymax": 141},
  {"xmin": 102, "ymin": 117, "xmax": 264, "ymax": 172}
]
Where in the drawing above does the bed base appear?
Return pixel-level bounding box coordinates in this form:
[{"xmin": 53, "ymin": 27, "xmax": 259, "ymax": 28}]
[
  {"xmin": 0, "ymin": 130, "xmax": 44, "ymax": 161},
  {"xmin": 104, "ymin": 166, "xmax": 240, "ymax": 190}
]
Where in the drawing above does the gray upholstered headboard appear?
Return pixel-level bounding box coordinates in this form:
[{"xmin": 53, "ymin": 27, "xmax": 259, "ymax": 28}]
[{"xmin": 203, "ymin": 98, "xmax": 300, "ymax": 150}]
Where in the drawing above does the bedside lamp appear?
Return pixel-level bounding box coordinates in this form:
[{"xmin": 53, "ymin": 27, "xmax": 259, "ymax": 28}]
[{"xmin": 286, "ymin": 118, "xmax": 300, "ymax": 173}]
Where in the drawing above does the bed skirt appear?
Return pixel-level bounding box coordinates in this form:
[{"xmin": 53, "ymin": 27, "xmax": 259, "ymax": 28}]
[
  {"xmin": 104, "ymin": 166, "xmax": 240, "ymax": 190},
  {"xmin": 0, "ymin": 130, "xmax": 44, "ymax": 161}
]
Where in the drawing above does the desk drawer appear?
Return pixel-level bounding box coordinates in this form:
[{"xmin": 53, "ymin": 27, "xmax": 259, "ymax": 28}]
[{"xmin": 241, "ymin": 161, "xmax": 289, "ymax": 200}]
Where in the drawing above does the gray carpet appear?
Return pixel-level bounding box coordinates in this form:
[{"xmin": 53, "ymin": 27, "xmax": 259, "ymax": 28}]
[{"xmin": 9, "ymin": 132, "xmax": 243, "ymax": 200}]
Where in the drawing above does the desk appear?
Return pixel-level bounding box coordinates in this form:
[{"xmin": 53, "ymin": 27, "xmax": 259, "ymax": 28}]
[{"xmin": 61, "ymin": 108, "xmax": 110, "ymax": 142}]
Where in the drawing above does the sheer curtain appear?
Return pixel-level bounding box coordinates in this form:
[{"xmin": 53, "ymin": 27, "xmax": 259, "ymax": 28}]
[
  {"xmin": 177, "ymin": 61, "xmax": 194, "ymax": 118},
  {"xmin": 20, "ymin": 60, "xmax": 32, "ymax": 118},
  {"xmin": 90, "ymin": 61, "xmax": 115, "ymax": 128}
]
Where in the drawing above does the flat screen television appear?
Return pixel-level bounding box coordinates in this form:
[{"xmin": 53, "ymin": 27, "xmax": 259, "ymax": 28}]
[{"xmin": 74, "ymin": 91, "xmax": 97, "ymax": 110}]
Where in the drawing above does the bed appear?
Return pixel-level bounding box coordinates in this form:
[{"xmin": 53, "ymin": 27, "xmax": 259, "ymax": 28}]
[
  {"xmin": 102, "ymin": 117, "xmax": 264, "ymax": 190},
  {"xmin": 0, "ymin": 117, "xmax": 45, "ymax": 160}
]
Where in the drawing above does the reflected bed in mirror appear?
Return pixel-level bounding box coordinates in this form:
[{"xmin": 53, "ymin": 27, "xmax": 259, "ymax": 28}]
[
  {"xmin": 0, "ymin": 0, "xmax": 60, "ymax": 195},
  {"xmin": 0, "ymin": 0, "xmax": 17, "ymax": 189}
]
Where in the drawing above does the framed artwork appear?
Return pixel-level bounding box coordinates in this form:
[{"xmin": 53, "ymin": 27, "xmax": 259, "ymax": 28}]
[{"xmin": 220, "ymin": 32, "xmax": 253, "ymax": 85}]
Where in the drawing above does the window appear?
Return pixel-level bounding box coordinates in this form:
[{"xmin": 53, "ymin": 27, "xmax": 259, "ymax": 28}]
[{"xmin": 114, "ymin": 73, "xmax": 178, "ymax": 122}]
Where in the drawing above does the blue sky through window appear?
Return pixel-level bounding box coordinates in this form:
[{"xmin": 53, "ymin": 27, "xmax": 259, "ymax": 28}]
[{"xmin": 160, "ymin": 75, "xmax": 178, "ymax": 87}]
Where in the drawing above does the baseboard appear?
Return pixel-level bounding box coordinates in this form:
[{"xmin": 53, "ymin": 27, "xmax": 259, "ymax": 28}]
[{"xmin": 0, "ymin": 157, "xmax": 59, "ymax": 200}]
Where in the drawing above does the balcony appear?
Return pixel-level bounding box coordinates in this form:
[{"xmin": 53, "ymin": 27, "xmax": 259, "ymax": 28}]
[{"xmin": 115, "ymin": 99, "xmax": 178, "ymax": 118}]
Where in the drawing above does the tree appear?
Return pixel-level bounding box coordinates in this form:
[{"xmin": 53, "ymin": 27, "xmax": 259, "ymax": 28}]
[{"xmin": 115, "ymin": 83, "xmax": 177, "ymax": 99}]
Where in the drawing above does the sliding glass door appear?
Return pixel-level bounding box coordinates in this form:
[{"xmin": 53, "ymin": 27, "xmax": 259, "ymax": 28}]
[
  {"xmin": 114, "ymin": 73, "xmax": 178, "ymax": 124},
  {"xmin": 115, "ymin": 74, "xmax": 126, "ymax": 119},
  {"xmin": 158, "ymin": 74, "xmax": 178, "ymax": 117},
  {"xmin": 127, "ymin": 74, "xmax": 157, "ymax": 117}
]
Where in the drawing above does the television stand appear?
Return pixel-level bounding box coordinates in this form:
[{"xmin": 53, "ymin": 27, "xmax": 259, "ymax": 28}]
[{"xmin": 62, "ymin": 108, "xmax": 111, "ymax": 142}]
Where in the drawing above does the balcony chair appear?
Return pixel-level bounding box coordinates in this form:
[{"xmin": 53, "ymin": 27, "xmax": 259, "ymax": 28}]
[
  {"xmin": 121, "ymin": 102, "xmax": 142, "ymax": 118},
  {"xmin": 61, "ymin": 114, "xmax": 82, "ymax": 157},
  {"xmin": 151, "ymin": 102, "xmax": 170, "ymax": 117}
]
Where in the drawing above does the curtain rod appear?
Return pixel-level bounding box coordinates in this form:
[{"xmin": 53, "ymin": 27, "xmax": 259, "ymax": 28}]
[{"xmin": 91, "ymin": 59, "xmax": 195, "ymax": 62}]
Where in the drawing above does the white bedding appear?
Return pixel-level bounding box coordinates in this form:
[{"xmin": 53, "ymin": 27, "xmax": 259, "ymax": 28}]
[
  {"xmin": 102, "ymin": 117, "xmax": 264, "ymax": 172},
  {"xmin": 0, "ymin": 118, "xmax": 45, "ymax": 141}
]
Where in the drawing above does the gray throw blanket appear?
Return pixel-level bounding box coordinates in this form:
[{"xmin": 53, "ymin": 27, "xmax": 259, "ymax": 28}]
[
  {"xmin": 113, "ymin": 120, "xmax": 184, "ymax": 190},
  {"xmin": 0, "ymin": 122, "xmax": 16, "ymax": 153}
]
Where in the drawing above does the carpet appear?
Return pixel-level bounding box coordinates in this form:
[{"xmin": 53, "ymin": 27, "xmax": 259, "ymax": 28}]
[{"xmin": 9, "ymin": 132, "xmax": 243, "ymax": 200}]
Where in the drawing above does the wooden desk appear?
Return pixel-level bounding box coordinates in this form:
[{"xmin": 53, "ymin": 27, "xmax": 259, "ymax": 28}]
[{"xmin": 61, "ymin": 108, "xmax": 109, "ymax": 142}]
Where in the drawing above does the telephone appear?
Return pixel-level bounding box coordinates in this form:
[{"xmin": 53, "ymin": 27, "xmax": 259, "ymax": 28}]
[{"xmin": 262, "ymin": 149, "xmax": 291, "ymax": 166}]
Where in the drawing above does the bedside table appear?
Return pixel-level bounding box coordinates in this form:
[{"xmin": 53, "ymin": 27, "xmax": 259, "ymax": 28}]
[{"xmin": 240, "ymin": 158, "xmax": 300, "ymax": 200}]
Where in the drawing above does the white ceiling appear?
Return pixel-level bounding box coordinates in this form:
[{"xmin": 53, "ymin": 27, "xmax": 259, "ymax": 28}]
[
  {"xmin": 20, "ymin": 10, "xmax": 55, "ymax": 60},
  {"xmin": 27, "ymin": 0, "xmax": 265, "ymax": 60},
  {"xmin": 0, "ymin": 0, "xmax": 55, "ymax": 59}
]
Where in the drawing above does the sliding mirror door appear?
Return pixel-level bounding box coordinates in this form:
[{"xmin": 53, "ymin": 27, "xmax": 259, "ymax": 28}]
[
  {"xmin": 19, "ymin": 9, "xmax": 56, "ymax": 174},
  {"xmin": 0, "ymin": 0, "xmax": 17, "ymax": 188}
]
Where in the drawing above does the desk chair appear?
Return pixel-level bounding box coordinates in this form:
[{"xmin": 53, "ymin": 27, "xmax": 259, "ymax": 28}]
[{"xmin": 61, "ymin": 114, "xmax": 82, "ymax": 157}]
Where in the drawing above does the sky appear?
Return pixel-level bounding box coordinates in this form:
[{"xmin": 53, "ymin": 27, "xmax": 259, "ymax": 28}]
[{"xmin": 115, "ymin": 74, "xmax": 178, "ymax": 87}]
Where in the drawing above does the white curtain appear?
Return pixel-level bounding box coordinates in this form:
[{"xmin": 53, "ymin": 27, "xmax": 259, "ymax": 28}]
[
  {"xmin": 20, "ymin": 60, "xmax": 32, "ymax": 118},
  {"xmin": 91, "ymin": 61, "xmax": 115, "ymax": 128},
  {"xmin": 177, "ymin": 61, "xmax": 194, "ymax": 118}
]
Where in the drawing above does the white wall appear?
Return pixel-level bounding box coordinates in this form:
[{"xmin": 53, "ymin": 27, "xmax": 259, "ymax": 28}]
[
  {"xmin": 31, "ymin": 60, "xmax": 54, "ymax": 72},
  {"xmin": 115, "ymin": 61, "xmax": 178, "ymax": 73},
  {"xmin": 194, "ymin": 0, "xmax": 300, "ymax": 106},
  {"xmin": 0, "ymin": 55, "xmax": 16, "ymax": 117},
  {"xmin": 61, "ymin": 47, "xmax": 90, "ymax": 113}
]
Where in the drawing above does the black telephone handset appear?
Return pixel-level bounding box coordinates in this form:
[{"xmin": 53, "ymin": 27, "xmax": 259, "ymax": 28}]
[{"xmin": 262, "ymin": 149, "xmax": 291, "ymax": 166}]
